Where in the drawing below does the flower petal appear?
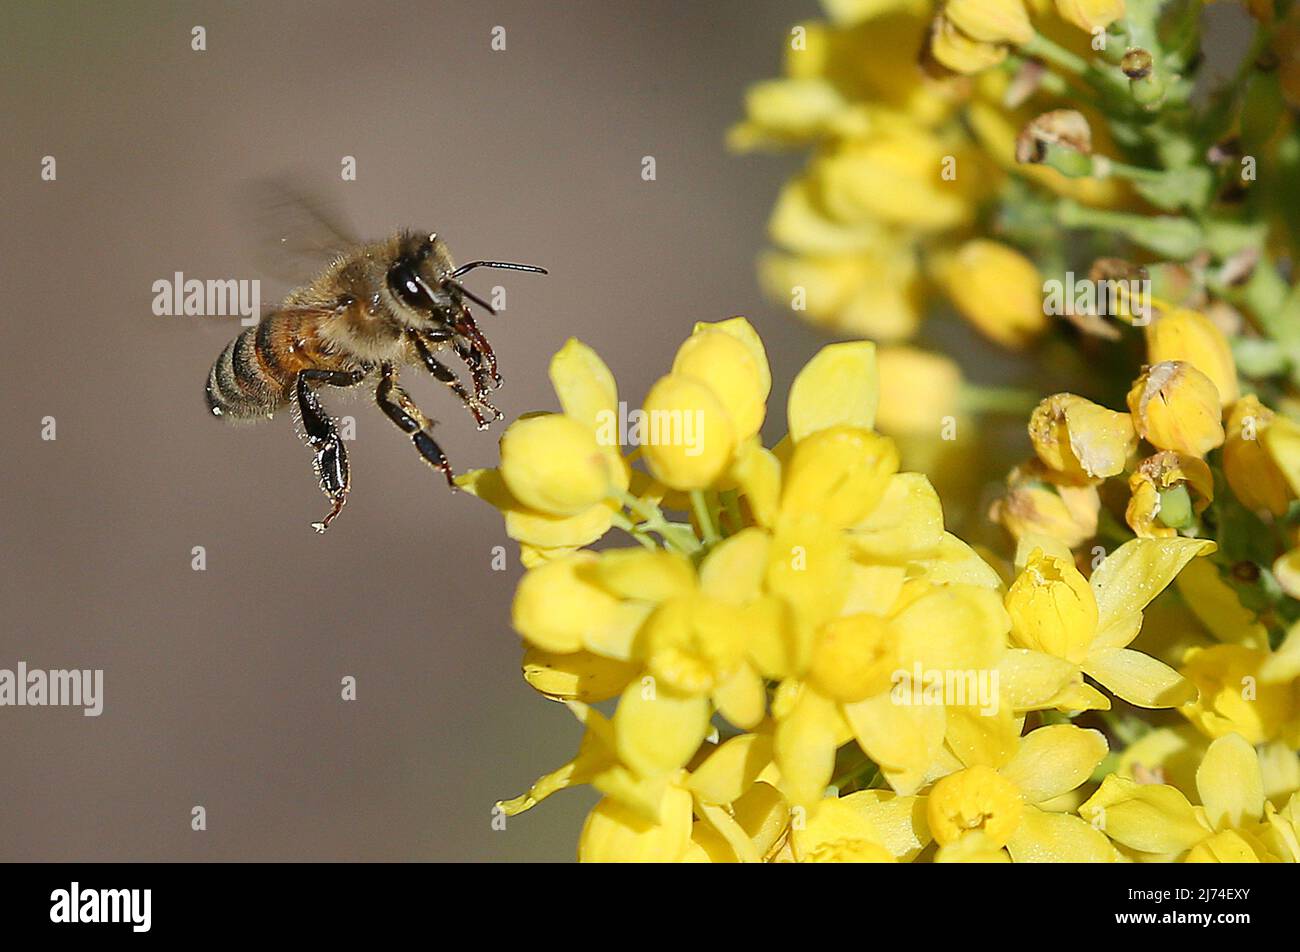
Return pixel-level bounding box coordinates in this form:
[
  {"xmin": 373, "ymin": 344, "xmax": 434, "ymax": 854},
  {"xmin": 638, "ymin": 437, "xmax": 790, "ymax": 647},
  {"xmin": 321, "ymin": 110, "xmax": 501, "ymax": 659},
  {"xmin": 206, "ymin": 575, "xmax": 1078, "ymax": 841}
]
[
  {"xmin": 1006, "ymin": 807, "xmax": 1117, "ymax": 862},
  {"xmin": 787, "ymin": 341, "xmax": 879, "ymax": 442},
  {"xmin": 1089, "ymin": 537, "xmax": 1216, "ymax": 644},
  {"xmin": 522, "ymin": 647, "xmax": 639, "ymax": 702},
  {"xmin": 999, "ymin": 724, "xmax": 1108, "ymax": 805},
  {"xmin": 550, "ymin": 337, "xmax": 617, "ymax": 433},
  {"xmin": 613, "ymin": 681, "xmax": 711, "ymax": 778},
  {"xmin": 843, "ymin": 692, "xmax": 946, "ymax": 796},
  {"xmin": 688, "ymin": 733, "xmax": 774, "ymax": 806},
  {"xmin": 1079, "ymin": 775, "xmax": 1208, "ymax": 855},
  {"xmin": 578, "ymin": 785, "xmax": 694, "ymax": 862},
  {"xmin": 1195, "ymin": 733, "xmax": 1264, "ymax": 832},
  {"xmin": 1083, "ymin": 647, "xmax": 1197, "ymax": 708}
]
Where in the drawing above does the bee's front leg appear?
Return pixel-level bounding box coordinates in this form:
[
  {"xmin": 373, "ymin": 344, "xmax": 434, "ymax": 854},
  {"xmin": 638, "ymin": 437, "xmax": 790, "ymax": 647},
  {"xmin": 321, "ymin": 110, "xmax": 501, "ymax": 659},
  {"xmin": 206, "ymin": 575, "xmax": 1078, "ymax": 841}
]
[
  {"xmin": 295, "ymin": 368, "xmax": 366, "ymax": 533},
  {"xmin": 410, "ymin": 331, "xmax": 499, "ymax": 429}
]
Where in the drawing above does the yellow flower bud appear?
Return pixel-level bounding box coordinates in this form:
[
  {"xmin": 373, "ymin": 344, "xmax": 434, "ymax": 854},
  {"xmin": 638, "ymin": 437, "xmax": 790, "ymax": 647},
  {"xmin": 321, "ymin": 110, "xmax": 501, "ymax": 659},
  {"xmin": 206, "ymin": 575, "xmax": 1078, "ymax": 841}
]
[
  {"xmin": 1274, "ymin": 549, "xmax": 1300, "ymax": 600},
  {"xmin": 672, "ymin": 328, "xmax": 767, "ymax": 442},
  {"xmin": 946, "ymin": 0, "xmax": 1034, "ymax": 45},
  {"xmin": 1224, "ymin": 396, "xmax": 1292, "ymax": 515},
  {"xmin": 1053, "ymin": 0, "xmax": 1125, "ymax": 32},
  {"xmin": 1127, "ymin": 361, "xmax": 1225, "ymax": 457},
  {"xmin": 579, "ymin": 786, "xmax": 694, "ymax": 862},
  {"xmin": 818, "ymin": 130, "xmax": 972, "ymax": 231},
  {"xmin": 875, "ymin": 346, "xmax": 963, "ymax": 436},
  {"xmin": 1028, "ymin": 393, "xmax": 1136, "ymax": 481},
  {"xmin": 934, "ymin": 239, "xmax": 1047, "ymax": 348},
  {"xmin": 1125, "ymin": 451, "xmax": 1213, "ymax": 538},
  {"xmin": 808, "ymin": 614, "xmax": 900, "ymax": 703},
  {"xmin": 1006, "ymin": 548, "xmax": 1098, "ymax": 664},
  {"xmin": 781, "ymin": 426, "xmax": 900, "ymax": 530},
  {"xmin": 512, "ymin": 554, "xmax": 621, "ymax": 654},
  {"xmin": 930, "ymin": 14, "xmax": 1009, "ymax": 74},
  {"xmin": 989, "ymin": 460, "xmax": 1100, "ymax": 548},
  {"xmin": 640, "ymin": 373, "xmax": 737, "ymax": 491},
  {"xmin": 1145, "ymin": 308, "xmax": 1240, "ymax": 407},
  {"xmin": 499, "ymin": 413, "xmax": 618, "ymax": 516},
  {"xmin": 1262, "ymin": 413, "xmax": 1300, "ymax": 499},
  {"xmin": 927, "ymin": 765, "xmax": 1024, "ymax": 847}
]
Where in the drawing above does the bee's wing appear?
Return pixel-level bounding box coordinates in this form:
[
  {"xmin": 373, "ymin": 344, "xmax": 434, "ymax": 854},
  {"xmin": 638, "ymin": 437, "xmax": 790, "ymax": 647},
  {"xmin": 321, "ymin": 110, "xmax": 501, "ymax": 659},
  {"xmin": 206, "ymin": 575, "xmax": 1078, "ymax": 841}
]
[{"xmin": 237, "ymin": 174, "xmax": 362, "ymax": 289}]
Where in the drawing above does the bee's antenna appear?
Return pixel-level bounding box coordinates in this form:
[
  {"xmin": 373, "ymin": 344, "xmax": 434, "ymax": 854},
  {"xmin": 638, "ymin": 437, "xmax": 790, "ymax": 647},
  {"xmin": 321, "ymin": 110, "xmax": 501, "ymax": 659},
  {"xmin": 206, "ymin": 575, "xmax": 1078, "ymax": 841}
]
[
  {"xmin": 450, "ymin": 260, "xmax": 548, "ymax": 278},
  {"xmin": 443, "ymin": 279, "xmax": 499, "ymax": 315}
]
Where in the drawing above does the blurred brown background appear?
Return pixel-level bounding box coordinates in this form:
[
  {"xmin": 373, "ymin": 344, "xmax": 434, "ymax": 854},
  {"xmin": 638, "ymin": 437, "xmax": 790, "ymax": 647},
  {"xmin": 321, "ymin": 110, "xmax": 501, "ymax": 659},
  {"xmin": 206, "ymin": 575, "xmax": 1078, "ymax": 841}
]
[{"xmin": 2, "ymin": 0, "xmax": 852, "ymax": 861}]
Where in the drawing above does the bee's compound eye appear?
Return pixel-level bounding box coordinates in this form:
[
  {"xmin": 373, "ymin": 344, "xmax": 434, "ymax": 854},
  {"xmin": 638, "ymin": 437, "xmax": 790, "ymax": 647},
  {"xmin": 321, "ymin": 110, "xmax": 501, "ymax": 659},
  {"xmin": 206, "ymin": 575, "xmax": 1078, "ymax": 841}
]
[{"xmin": 387, "ymin": 259, "xmax": 429, "ymax": 311}]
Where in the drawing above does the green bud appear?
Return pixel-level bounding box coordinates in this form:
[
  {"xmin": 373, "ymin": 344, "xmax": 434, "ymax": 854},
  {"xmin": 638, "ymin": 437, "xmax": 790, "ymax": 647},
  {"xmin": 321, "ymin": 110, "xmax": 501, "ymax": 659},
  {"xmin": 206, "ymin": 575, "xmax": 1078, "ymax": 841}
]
[
  {"xmin": 1041, "ymin": 141, "xmax": 1094, "ymax": 178},
  {"xmin": 1156, "ymin": 484, "xmax": 1194, "ymax": 529}
]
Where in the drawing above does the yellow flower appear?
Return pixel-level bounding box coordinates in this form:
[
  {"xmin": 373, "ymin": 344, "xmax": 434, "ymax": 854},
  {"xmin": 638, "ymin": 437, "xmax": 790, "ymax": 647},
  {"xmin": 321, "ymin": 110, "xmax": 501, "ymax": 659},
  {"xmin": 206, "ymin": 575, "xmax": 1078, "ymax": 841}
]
[
  {"xmin": 945, "ymin": 0, "xmax": 1034, "ymax": 45},
  {"xmin": 790, "ymin": 795, "xmax": 898, "ymax": 862},
  {"xmin": 933, "ymin": 239, "xmax": 1048, "ymax": 348},
  {"xmin": 819, "ymin": 130, "xmax": 974, "ymax": 232},
  {"xmin": 990, "ymin": 459, "xmax": 1100, "ymax": 548},
  {"xmin": 640, "ymin": 319, "xmax": 771, "ymax": 491},
  {"xmin": 1145, "ymin": 308, "xmax": 1240, "ymax": 408},
  {"xmin": 928, "ymin": 725, "xmax": 1116, "ymax": 862},
  {"xmin": 874, "ymin": 345, "xmax": 964, "ymax": 436},
  {"xmin": 1127, "ymin": 361, "xmax": 1226, "ymax": 457},
  {"xmin": 458, "ymin": 338, "xmax": 629, "ymax": 553},
  {"xmin": 1125, "ymin": 451, "xmax": 1214, "ymax": 538},
  {"xmin": 1263, "ymin": 413, "xmax": 1300, "ymax": 496},
  {"xmin": 1028, "ymin": 393, "xmax": 1137, "ymax": 482},
  {"xmin": 1006, "ymin": 549, "xmax": 1098, "ymax": 664},
  {"xmin": 1005, "ymin": 538, "xmax": 1215, "ymax": 708},
  {"xmin": 930, "ymin": 14, "xmax": 1010, "ymax": 74},
  {"xmin": 499, "ymin": 414, "xmax": 618, "ymax": 515},
  {"xmin": 1224, "ymin": 395, "xmax": 1294, "ymax": 515},
  {"xmin": 1054, "ymin": 0, "xmax": 1126, "ymax": 33},
  {"xmin": 1179, "ymin": 644, "xmax": 1298, "ymax": 746},
  {"xmin": 1081, "ymin": 733, "xmax": 1282, "ymax": 862}
]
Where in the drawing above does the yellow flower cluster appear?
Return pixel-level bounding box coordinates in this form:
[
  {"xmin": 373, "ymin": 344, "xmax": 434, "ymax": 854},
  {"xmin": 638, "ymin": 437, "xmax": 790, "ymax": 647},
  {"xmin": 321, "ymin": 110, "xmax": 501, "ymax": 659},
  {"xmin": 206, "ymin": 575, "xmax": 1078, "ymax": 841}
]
[
  {"xmin": 948, "ymin": 277, "xmax": 1300, "ymax": 869},
  {"xmin": 464, "ymin": 321, "xmax": 1300, "ymax": 861},
  {"xmin": 730, "ymin": 0, "xmax": 1126, "ymax": 344}
]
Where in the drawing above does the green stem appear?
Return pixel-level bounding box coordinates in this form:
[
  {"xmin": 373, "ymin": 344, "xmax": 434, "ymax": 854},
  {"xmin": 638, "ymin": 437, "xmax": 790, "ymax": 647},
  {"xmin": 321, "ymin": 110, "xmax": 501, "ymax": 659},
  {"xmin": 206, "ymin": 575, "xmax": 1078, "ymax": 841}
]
[
  {"xmin": 690, "ymin": 489, "xmax": 721, "ymax": 546},
  {"xmin": 616, "ymin": 490, "xmax": 700, "ymax": 555},
  {"xmin": 1096, "ymin": 158, "xmax": 1167, "ymax": 183},
  {"xmin": 959, "ymin": 385, "xmax": 1040, "ymax": 417},
  {"xmin": 1021, "ymin": 33, "xmax": 1090, "ymax": 78},
  {"xmin": 1056, "ymin": 200, "xmax": 1202, "ymax": 258},
  {"xmin": 610, "ymin": 512, "xmax": 657, "ymax": 550}
]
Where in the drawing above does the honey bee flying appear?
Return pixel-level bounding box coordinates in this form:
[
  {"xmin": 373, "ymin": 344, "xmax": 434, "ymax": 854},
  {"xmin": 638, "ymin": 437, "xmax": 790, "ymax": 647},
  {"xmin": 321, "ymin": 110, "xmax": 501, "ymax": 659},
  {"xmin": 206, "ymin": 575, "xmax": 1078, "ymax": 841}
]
[{"xmin": 205, "ymin": 225, "xmax": 545, "ymax": 533}]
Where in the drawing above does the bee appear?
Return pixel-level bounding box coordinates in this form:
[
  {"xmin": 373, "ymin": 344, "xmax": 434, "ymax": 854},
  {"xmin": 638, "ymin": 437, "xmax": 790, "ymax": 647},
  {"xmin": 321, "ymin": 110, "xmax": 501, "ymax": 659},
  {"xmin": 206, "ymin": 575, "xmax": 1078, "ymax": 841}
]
[{"xmin": 205, "ymin": 224, "xmax": 545, "ymax": 533}]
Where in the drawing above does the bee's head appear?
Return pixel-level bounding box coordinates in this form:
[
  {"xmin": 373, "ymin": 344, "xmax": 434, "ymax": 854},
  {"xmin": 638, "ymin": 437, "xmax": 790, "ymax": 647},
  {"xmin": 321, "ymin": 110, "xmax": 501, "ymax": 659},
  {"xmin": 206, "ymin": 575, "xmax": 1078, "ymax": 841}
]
[{"xmin": 384, "ymin": 231, "xmax": 458, "ymax": 328}]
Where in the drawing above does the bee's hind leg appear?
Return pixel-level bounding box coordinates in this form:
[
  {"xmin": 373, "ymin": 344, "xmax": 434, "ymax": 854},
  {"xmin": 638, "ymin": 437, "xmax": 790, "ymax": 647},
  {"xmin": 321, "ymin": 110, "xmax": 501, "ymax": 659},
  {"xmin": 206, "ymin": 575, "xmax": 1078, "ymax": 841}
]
[
  {"xmin": 295, "ymin": 368, "xmax": 366, "ymax": 533},
  {"xmin": 376, "ymin": 362, "xmax": 457, "ymax": 490}
]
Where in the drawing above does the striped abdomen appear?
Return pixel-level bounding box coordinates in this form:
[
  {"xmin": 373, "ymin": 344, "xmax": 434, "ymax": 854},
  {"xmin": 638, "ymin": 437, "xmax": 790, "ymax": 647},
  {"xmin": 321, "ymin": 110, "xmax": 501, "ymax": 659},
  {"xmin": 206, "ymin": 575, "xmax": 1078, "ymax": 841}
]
[{"xmin": 205, "ymin": 310, "xmax": 337, "ymax": 420}]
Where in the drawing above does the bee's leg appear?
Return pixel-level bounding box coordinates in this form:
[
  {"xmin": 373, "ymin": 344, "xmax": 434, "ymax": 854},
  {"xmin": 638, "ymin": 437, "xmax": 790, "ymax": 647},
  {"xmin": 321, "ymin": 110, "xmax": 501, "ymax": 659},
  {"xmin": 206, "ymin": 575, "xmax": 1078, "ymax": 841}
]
[
  {"xmin": 376, "ymin": 362, "xmax": 456, "ymax": 490},
  {"xmin": 296, "ymin": 368, "xmax": 366, "ymax": 533},
  {"xmin": 410, "ymin": 332, "xmax": 499, "ymax": 430},
  {"xmin": 453, "ymin": 312, "xmax": 501, "ymax": 391}
]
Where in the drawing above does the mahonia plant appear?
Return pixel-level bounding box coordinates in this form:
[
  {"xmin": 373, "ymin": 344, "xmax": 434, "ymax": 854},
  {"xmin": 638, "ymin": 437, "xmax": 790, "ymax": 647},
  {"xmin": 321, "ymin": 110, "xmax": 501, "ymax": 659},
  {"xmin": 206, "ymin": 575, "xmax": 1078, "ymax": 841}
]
[
  {"xmin": 717, "ymin": 0, "xmax": 1300, "ymax": 861},
  {"xmin": 462, "ymin": 319, "xmax": 1296, "ymax": 861}
]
